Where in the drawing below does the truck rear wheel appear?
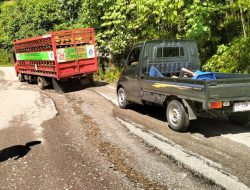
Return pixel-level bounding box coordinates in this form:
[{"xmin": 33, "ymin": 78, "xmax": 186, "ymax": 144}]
[
  {"xmin": 166, "ymin": 100, "xmax": 189, "ymax": 132},
  {"xmin": 117, "ymin": 87, "xmax": 129, "ymax": 109},
  {"xmin": 37, "ymin": 76, "xmax": 45, "ymax": 90},
  {"xmin": 88, "ymin": 74, "xmax": 95, "ymax": 86},
  {"xmin": 18, "ymin": 74, "xmax": 25, "ymax": 82}
]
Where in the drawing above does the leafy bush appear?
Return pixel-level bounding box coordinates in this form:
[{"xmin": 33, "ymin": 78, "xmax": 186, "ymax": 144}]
[
  {"xmin": 203, "ymin": 37, "xmax": 250, "ymax": 73},
  {"xmin": 0, "ymin": 49, "xmax": 13, "ymax": 66},
  {"xmin": 94, "ymin": 66, "xmax": 122, "ymax": 82}
]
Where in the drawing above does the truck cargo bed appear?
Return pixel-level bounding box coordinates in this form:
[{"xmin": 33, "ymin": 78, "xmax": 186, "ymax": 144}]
[{"xmin": 13, "ymin": 28, "xmax": 98, "ymax": 80}]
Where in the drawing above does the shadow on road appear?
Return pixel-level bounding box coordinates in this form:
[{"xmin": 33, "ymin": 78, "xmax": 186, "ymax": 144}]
[
  {"xmin": 189, "ymin": 118, "xmax": 250, "ymax": 138},
  {"xmin": 0, "ymin": 141, "xmax": 41, "ymax": 162},
  {"xmin": 127, "ymin": 104, "xmax": 250, "ymax": 138},
  {"xmin": 129, "ymin": 104, "xmax": 167, "ymax": 121},
  {"xmin": 50, "ymin": 80, "xmax": 109, "ymax": 93}
]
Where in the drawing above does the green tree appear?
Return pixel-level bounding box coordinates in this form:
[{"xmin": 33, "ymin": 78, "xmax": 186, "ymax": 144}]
[{"xmin": 0, "ymin": 0, "xmax": 249, "ymax": 72}]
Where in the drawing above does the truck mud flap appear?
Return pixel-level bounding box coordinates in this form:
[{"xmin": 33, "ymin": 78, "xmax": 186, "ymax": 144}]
[
  {"xmin": 52, "ymin": 78, "xmax": 64, "ymax": 93},
  {"xmin": 182, "ymin": 99, "xmax": 197, "ymax": 120}
]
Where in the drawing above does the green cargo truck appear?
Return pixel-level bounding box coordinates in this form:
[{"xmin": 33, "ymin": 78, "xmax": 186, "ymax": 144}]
[{"xmin": 117, "ymin": 40, "xmax": 250, "ymax": 132}]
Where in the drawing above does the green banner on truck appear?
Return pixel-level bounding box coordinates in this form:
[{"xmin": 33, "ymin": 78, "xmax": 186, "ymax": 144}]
[
  {"xmin": 15, "ymin": 45, "xmax": 95, "ymax": 63},
  {"xmin": 16, "ymin": 51, "xmax": 54, "ymax": 61}
]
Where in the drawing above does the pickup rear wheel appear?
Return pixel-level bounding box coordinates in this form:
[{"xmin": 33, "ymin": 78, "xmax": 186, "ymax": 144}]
[
  {"xmin": 117, "ymin": 87, "xmax": 129, "ymax": 109},
  {"xmin": 166, "ymin": 100, "xmax": 189, "ymax": 132}
]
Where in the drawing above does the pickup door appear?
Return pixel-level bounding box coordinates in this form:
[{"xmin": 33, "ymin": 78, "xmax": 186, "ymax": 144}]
[{"xmin": 122, "ymin": 45, "xmax": 142, "ymax": 103}]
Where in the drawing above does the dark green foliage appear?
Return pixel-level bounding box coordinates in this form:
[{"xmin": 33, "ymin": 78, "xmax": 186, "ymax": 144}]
[
  {"xmin": 0, "ymin": 0, "xmax": 249, "ymax": 73},
  {"xmin": 0, "ymin": 48, "xmax": 13, "ymax": 66},
  {"xmin": 203, "ymin": 37, "xmax": 250, "ymax": 73}
]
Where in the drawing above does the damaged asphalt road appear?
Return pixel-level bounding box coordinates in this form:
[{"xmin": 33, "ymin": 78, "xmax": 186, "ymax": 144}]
[{"xmin": 0, "ymin": 67, "xmax": 250, "ymax": 190}]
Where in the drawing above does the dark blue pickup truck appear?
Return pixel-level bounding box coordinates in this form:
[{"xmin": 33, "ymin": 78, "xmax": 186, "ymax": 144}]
[{"xmin": 117, "ymin": 40, "xmax": 250, "ymax": 132}]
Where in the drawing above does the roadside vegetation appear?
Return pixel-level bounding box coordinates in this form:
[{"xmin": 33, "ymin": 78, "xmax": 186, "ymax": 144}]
[
  {"xmin": 94, "ymin": 65, "xmax": 122, "ymax": 83},
  {"xmin": 0, "ymin": 0, "xmax": 249, "ymax": 78}
]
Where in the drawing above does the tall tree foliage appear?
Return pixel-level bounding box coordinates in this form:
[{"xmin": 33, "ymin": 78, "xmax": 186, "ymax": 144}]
[
  {"xmin": 202, "ymin": 0, "xmax": 250, "ymax": 72},
  {"xmin": 0, "ymin": 0, "xmax": 61, "ymax": 47},
  {"xmin": 0, "ymin": 0, "xmax": 249, "ymax": 72}
]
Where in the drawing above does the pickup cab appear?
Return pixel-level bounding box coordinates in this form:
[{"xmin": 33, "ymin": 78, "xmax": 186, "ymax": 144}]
[{"xmin": 117, "ymin": 40, "xmax": 250, "ymax": 132}]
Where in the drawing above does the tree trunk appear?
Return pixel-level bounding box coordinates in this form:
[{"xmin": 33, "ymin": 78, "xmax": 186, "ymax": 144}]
[{"xmin": 240, "ymin": 7, "xmax": 247, "ymax": 38}]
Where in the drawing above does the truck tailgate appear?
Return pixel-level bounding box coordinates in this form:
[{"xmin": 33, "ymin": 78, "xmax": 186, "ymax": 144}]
[{"xmin": 207, "ymin": 78, "xmax": 250, "ymax": 101}]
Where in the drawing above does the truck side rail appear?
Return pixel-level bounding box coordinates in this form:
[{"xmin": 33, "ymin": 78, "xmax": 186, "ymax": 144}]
[
  {"xmin": 140, "ymin": 74, "xmax": 250, "ymax": 110},
  {"xmin": 140, "ymin": 76, "xmax": 207, "ymax": 103}
]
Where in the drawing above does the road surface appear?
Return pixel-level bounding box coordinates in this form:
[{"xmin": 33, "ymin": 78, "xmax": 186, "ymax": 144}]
[{"xmin": 0, "ymin": 67, "xmax": 250, "ymax": 190}]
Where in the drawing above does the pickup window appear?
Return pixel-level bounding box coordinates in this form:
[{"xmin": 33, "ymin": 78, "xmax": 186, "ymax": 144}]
[
  {"xmin": 127, "ymin": 47, "xmax": 141, "ymax": 66},
  {"xmin": 156, "ymin": 47, "xmax": 184, "ymax": 57}
]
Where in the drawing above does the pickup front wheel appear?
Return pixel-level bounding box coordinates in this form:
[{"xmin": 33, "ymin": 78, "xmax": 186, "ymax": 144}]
[
  {"xmin": 117, "ymin": 87, "xmax": 129, "ymax": 109},
  {"xmin": 166, "ymin": 100, "xmax": 189, "ymax": 132}
]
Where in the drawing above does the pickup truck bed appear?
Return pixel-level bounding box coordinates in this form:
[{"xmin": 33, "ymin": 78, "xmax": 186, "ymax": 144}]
[{"xmin": 141, "ymin": 73, "xmax": 250, "ymax": 110}]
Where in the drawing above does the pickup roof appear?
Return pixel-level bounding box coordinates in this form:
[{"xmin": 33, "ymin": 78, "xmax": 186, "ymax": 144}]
[{"xmin": 117, "ymin": 40, "xmax": 250, "ymax": 132}]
